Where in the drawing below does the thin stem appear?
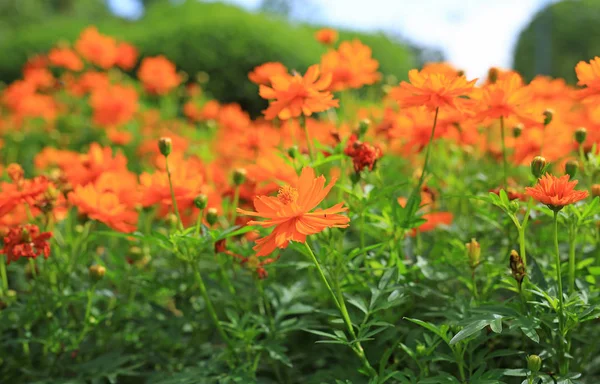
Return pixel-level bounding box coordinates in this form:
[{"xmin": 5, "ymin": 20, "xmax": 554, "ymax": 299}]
[
  {"xmin": 553, "ymin": 211, "xmax": 566, "ymax": 374},
  {"xmin": 416, "ymin": 107, "xmax": 439, "ymax": 190},
  {"xmin": 165, "ymin": 157, "xmax": 184, "ymax": 231},
  {"xmin": 77, "ymin": 284, "xmax": 95, "ymax": 345},
  {"xmin": 568, "ymin": 225, "xmax": 577, "ymax": 294},
  {"xmin": 499, "ymin": 116, "xmax": 508, "ymax": 187},
  {"xmin": 471, "ymin": 268, "xmax": 478, "ymax": 300},
  {"xmin": 303, "ymin": 242, "xmax": 377, "ymax": 377},
  {"xmin": 195, "ymin": 208, "xmax": 204, "ymax": 237},
  {"xmin": 0, "ymin": 256, "xmax": 8, "ymax": 293},
  {"xmin": 190, "ymin": 261, "xmax": 237, "ymax": 358},
  {"xmin": 231, "ymin": 186, "xmax": 240, "ymax": 225},
  {"xmin": 299, "ymin": 116, "xmax": 314, "ymax": 161}
]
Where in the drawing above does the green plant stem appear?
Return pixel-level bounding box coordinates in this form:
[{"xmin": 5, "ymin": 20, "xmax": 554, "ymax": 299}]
[
  {"xmin": 303, "ymin": 242, "xmax": 377, "ymax": 378},
  {"xmin": 195, "ymin": 208, "xmax": 204, "ymax": 237},
  {"xmin": 299, "ymin": 116, "xmax": 314, "ymax": 162},
  {"xmin": 165, "ymin": 156, "xmax": 184, "ymax": 231},
  {"xmin": 568, "ymin": 226, "xmax": 576, "ymax": 294},
  {"xmin": 231, "ymin": 186, "xmax": 240, "ymax": 224},
  {"xmin": 553, "ymin": 211, "xmax": 566, "ymax": 374},
  {"xmin": 499, "ymin": 116, "xmax": 508, "ymax": 187},
  {"xmin": 416, "ymin": 107, "xmax": 439, "ymax": 190},
  {"xmin": 190, "ymin": 261, "xmax": 237, "ymax": 358},
  {"xmin": 0, "ymin": 256, "xmax": 8, "ymax": 293},
  {"xmin": 76, "ymin": 284, "xmax": 95, "ymax": 345}
]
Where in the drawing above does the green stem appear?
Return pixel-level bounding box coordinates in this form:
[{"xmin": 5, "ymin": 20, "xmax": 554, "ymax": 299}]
[
  {"xmin": 0, "ymin": 256, "xmax": 8, "ymax": 293},
  {"xmin": 76, "ymin": 284, "xmax": 95, "ymax": 345},
  {"xmin": 303, "ymin": 242, "xmax": 377, "ymax": 378},
  {"xmin": 568, "ymin": 226, "xmax": 576, "ymax": 294},
  {"xmin": 231, "ymin": 186, "xmax": 240, "ymax": 224},
  {"xmin": 299, "ymin": 116, "xmax": 314, "ymax": 162},
  {"xmin": 499, "ymin": 116, "xmax": 508, "ymax": 187},
  {"xmin": 190, "ymin": 261, "xmax": 237, "ymax": 358},
  {"xmin": 416, "ymin": 107, "xmax": 439, "ymax": 190},
  {"xmin": 553, "ymin": 211, "xmax": 566, "ymax": 374},
  {"xmin": 195, "ymin": 208, "xmax": 204, "ymax": 237},
  {"xmin": 165, "ymin": 157, "xmax": 184, "ymax": 231}
]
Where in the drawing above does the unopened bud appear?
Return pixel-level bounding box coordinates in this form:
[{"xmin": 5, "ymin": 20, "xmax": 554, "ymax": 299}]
[
  {"xmin": 194, "ymin": 194, "xmax": 208, "ymax": 209},
  {"xmin": 358, "ymin": 119, "xmax": 371, "ymax": 137},
  {"xmin": 575, "ymin": 127, "xmax": 587, "ymax": 145},
  {"xmin": 592, "ymin": 184, "xmax": 600, "ymax": 198},
  {"xmin": 287, "ymin": 146, "xmax": 298, "ymax": 159},
  {"xmin": 527, "ymin": 355, "xmax": 542, "ymax": 373},
  {"xmin": 543, "ymin": 109, "xmax": 554, "ymax": 126},
  {"xmin": 488, "ymin": 67, "xmax": 499, "ymax": 84},
  {"xmin": 466, "ymin": 238, "xmax": 481, "ymax": 269},
  {"xmin": 233, "ymin": 168, "xmax": 247, "ymax": 186},
  {"xmin": 89, "ymin": 265, "xmax": 106, "ymax": 281},
  {"xmin": 206, "ymin": 208, "xmax": 218, "ymax": 226},
  {"xmin": 416, "ymin": 344, "xmax": 426, "ymax": 356},
  {"xmin": 565, "ymin": 160, "xmax": 578, "ymax": 179},
  {"xmin": 158, "ymin": 137, "xmax": 172, "ymax": 157},
  {"xmin": 530, "ymin": 156, "xmax": 547, "ymax": 179},
  {"xmin": 509, "ymin": 250, "xmax": 525, "ymax": 285},
  {"xmin": 512, "ymin": 124, "xmax": 523, "ymax": 138}
]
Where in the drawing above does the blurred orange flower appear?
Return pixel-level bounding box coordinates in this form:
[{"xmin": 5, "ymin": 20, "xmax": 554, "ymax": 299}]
[
  {"xmin": 137, "ymin": 56, "xmax": 181, "ymax": 95},
  {"xmin": 115, "ymin": 42, "xmax": 138, "ymax": 70},
  {"xmin": 259, "ymin": 65, "xmax": 339, "ymax": 120},
  {"xmin": 575, "ymin": 57, "xmax": 600, "ymax": 101},
  {"xmin": 237, "ymin": 167, "xmax": 349, "ymax": 256},
  {"xmin": 48, "ymin": 47, "xmax": 84, "ymax": 71},
  {"xmin": 249, "ymin": 62, "xmax": 288, "ymax": 86},
  {"xmin": 90, "ymin": 84, "xmax": 139, "ymax": 127},
  {"xmin": 315, "ymin": 28, "xmax": 338, "ymax": 45},
  {"xmin": 320, "ymin": 39, "xmax": 381, "ymax": 91},
  {"xmin": 75, "ymin": 27, "xmax": 118, "ymax": 69}
]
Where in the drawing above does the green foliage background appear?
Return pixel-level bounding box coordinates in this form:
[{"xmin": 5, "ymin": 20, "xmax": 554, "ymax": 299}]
[
  {"xmin": 513, "ymin": 0, "xmax": 600, "ymax": 83},
  {"xmin": 0, "ymin": 0, "xmax": 415, "ymax": 115}
]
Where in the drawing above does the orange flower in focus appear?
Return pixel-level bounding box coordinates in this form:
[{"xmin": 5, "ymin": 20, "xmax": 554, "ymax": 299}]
[
  {"xmin": 575, "ymin": 57, "xmax": 600, "ymax": 101},
  {"xmin": 90, "ymin": 84, "xmax": 138, "ymax": 127},
  {"xmin": 249, "ymin": 62, "xmax": 288, "ymax": 85},
  {"xmin": 137, "ymin": 56, "xmax": 181, "ymax": 95},
  {"xmin": 525, "ymin": 174, "xmax": 589, "ymax": 211},
  {"xmin": 69, "ymin": 183, "xmax": 139, "ymax": 233},
  {"xmin": 320, "ymin": 40, "xmax": 381, "ymax": 91},
  {"xmin": 48, "ymin": 47, "xmax": 84, "ymax": 71},
  {"xmin": 315, "ymin": 28, "xmax": 338, "ymax": 45},
  {"xmin": 259, "ymin": 65, "xmax": 339, "ymax": 120},
  {"xmin": 237, "ymin": 167, "xmax": 349, "ymax": 256},
  {"xmin": 75, "ymin": 27, "xmax": 118, "ymax": 69},
  {"xmin": 115, "ymin": 42, "xmax": 138, "ymax": 70},
  {"xmin": 389, "ymin": 69, "xmax": 476, "ymax": 113}
]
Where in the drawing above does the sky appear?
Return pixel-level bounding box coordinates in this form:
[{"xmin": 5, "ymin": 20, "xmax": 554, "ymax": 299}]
[{"xmin": 108, "ymin": 0, "xmax": 559, "ymax": 79}]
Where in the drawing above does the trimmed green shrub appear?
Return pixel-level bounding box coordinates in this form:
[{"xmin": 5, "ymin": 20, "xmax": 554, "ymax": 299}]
[
  {"xmin": 0, "ymin": 1, "xmax": 415, "ymax": 115},
  {"xmin": 513, "ymin": 0, "xmax": 600, "ymax": 83}
]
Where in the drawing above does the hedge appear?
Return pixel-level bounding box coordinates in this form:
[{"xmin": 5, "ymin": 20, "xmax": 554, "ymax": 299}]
[
  {"xmin": 513, "ymin": 0, "xmax": 600, "ymax": 83},
  {"xmin": 0, "ymin": 1, "xmax": 416, "ymax": 115}
]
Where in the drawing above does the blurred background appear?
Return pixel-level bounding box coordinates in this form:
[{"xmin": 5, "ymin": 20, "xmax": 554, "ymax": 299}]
[{"xmin": 0, "ymin": 0, "xmax": 597, "ymax": 114}]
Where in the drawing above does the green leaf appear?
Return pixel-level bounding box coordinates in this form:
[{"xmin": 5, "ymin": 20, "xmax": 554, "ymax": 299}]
[
  {"xmin": 490, "ymin": 318, "xmax": 503, "ymax": 334},
  {"xmin": 450, "ymin": 314, "xmax": 503, "ymax": 345},
  {"xmin": 404, "ymin": 317, "xmax": 449, "ymax": 343},
  {"xmin": 345, "ymin": 295, "xmax": 369, "ymax": 315}
]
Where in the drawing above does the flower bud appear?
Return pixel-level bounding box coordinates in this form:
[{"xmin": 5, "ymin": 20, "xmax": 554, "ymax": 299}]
[
  {"xmin": 466, "ymin": 238, "xmax": 481, "ymax": 269},
  {"xmin": 233, "ymin": 168, "xmax": 247, "ymax": 186},
  {"xmin": 575, "ymin": 127, "xmax": 587, "ymax": 144},
  {"xmin": 416, "ymin": 344, "xmax": 426, "ymax": 356},
  {"xmin": 158, "ymin": 137, "xmax": 172, "ymax": 157},
  {"xmin": 542, "ymin": 109, "xmax": 554, "ymax": 126},
  {"xmin": 358, "ymin": 119, "xmax": 371, "ymax": 137},
  {"xmin": 89, "ymin": 264, "xmax": 106, "ymax": 281},
  {"xmin": 287, "ymin": 146, "xmax": 298, "ymax": 159},
  {"xmin": 565, "ymin": 160, "xmax": 578, "ymax": 179},
  {"xmin": 509, "ymin": 250, "xmax": 525, "ymax": 285},
  {"xmin": 592, "ymin": 184, "xmax": 600, "ymax": 198},
  {"xmin": 206, "ymin": 208, "xmax": 218, "ymax": 226},
  {"xmin": 194, "ymin": 194, "xmax": 208, "ymax": 209},
  {"xmin": 527, "ymin": 355, "xmax": 542, "ymax": 373},
  {"xmin": 512, "ymin": 124, "xmax": 523, "ymax": 138},
  {"xmin": 530, "ymin": 156, "xmax": 547, "ymax": 179},
  {"xmin": 488, "ymin": 67, "xmax": 499, "ymax": 84}
]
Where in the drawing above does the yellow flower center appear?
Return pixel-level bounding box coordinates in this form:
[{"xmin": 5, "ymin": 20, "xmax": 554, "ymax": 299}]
[{"xmin": 277, "ymin": 185, "xmax": 298, "ymax": 205}]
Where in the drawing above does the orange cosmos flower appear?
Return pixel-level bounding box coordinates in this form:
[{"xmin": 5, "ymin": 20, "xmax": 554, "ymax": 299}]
[
  {"xmin": 75, "ymin": 27, "xmax": 118, "ymax": 69},
  {"xmin": 421, "ymin": 62, "xmax": 463, "ymax": 78},
  {"xmin": 389, "ymin": 69, "xmax": 477, "ymax": 113},
  {"xmin": 89, "ymin": 84, "xmax": 138, "ymax": 127},
  {"xmin": 249, "ymin": 62, "xmax": 288, "ymax": 86},
  {"xmin": 237, "ymin": 167, "xmax": 349, "ymax": 257},
  {"xmin": 0, "ymin": 176, "xmax": 50, "ymax": 216},
  {"xmin": 575, "ymin": 57, "xmax": 600, "ymax": 101},
  {"xmin": 62, "ymin": 143, "xmax": 129, "ymax": 187},
  {"xmin": 344, "ymin": 134, "xmax": 383, "ymax": 173},
  {"xmin": 525, "ymin": 174, "xmax": 589, "ymax": 211},
  {"xmin": 315, "ymin": 28, "xmax": 338, "ymax": 45},
  {"xmin": 474, "ymin": 73, "xmax": 541, "ymax": 126},
  {"xmin": 320, "ymin": 39, "xmax": 381, "ymax": 91},
  {"xmin": 68, "ymin": 183, "xmax": 138, "ymax": 233},
  {"xmin": 137, "ymin": 56, "xmax": 181, "ymax": 95},
  {"xmin": 115, "ymin": 42, "xmax": 138, "ymax": 70},
  {"xmin": 1, "ymin": 224, "xmax": 52, "ymax": 264},
  {"xmin": 48, "ymin": 47, "xmax": 84, "ymax": 71},
  {"xmin": 259, "ymin": 65, "xmax": 339, "ymax": 120}
]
